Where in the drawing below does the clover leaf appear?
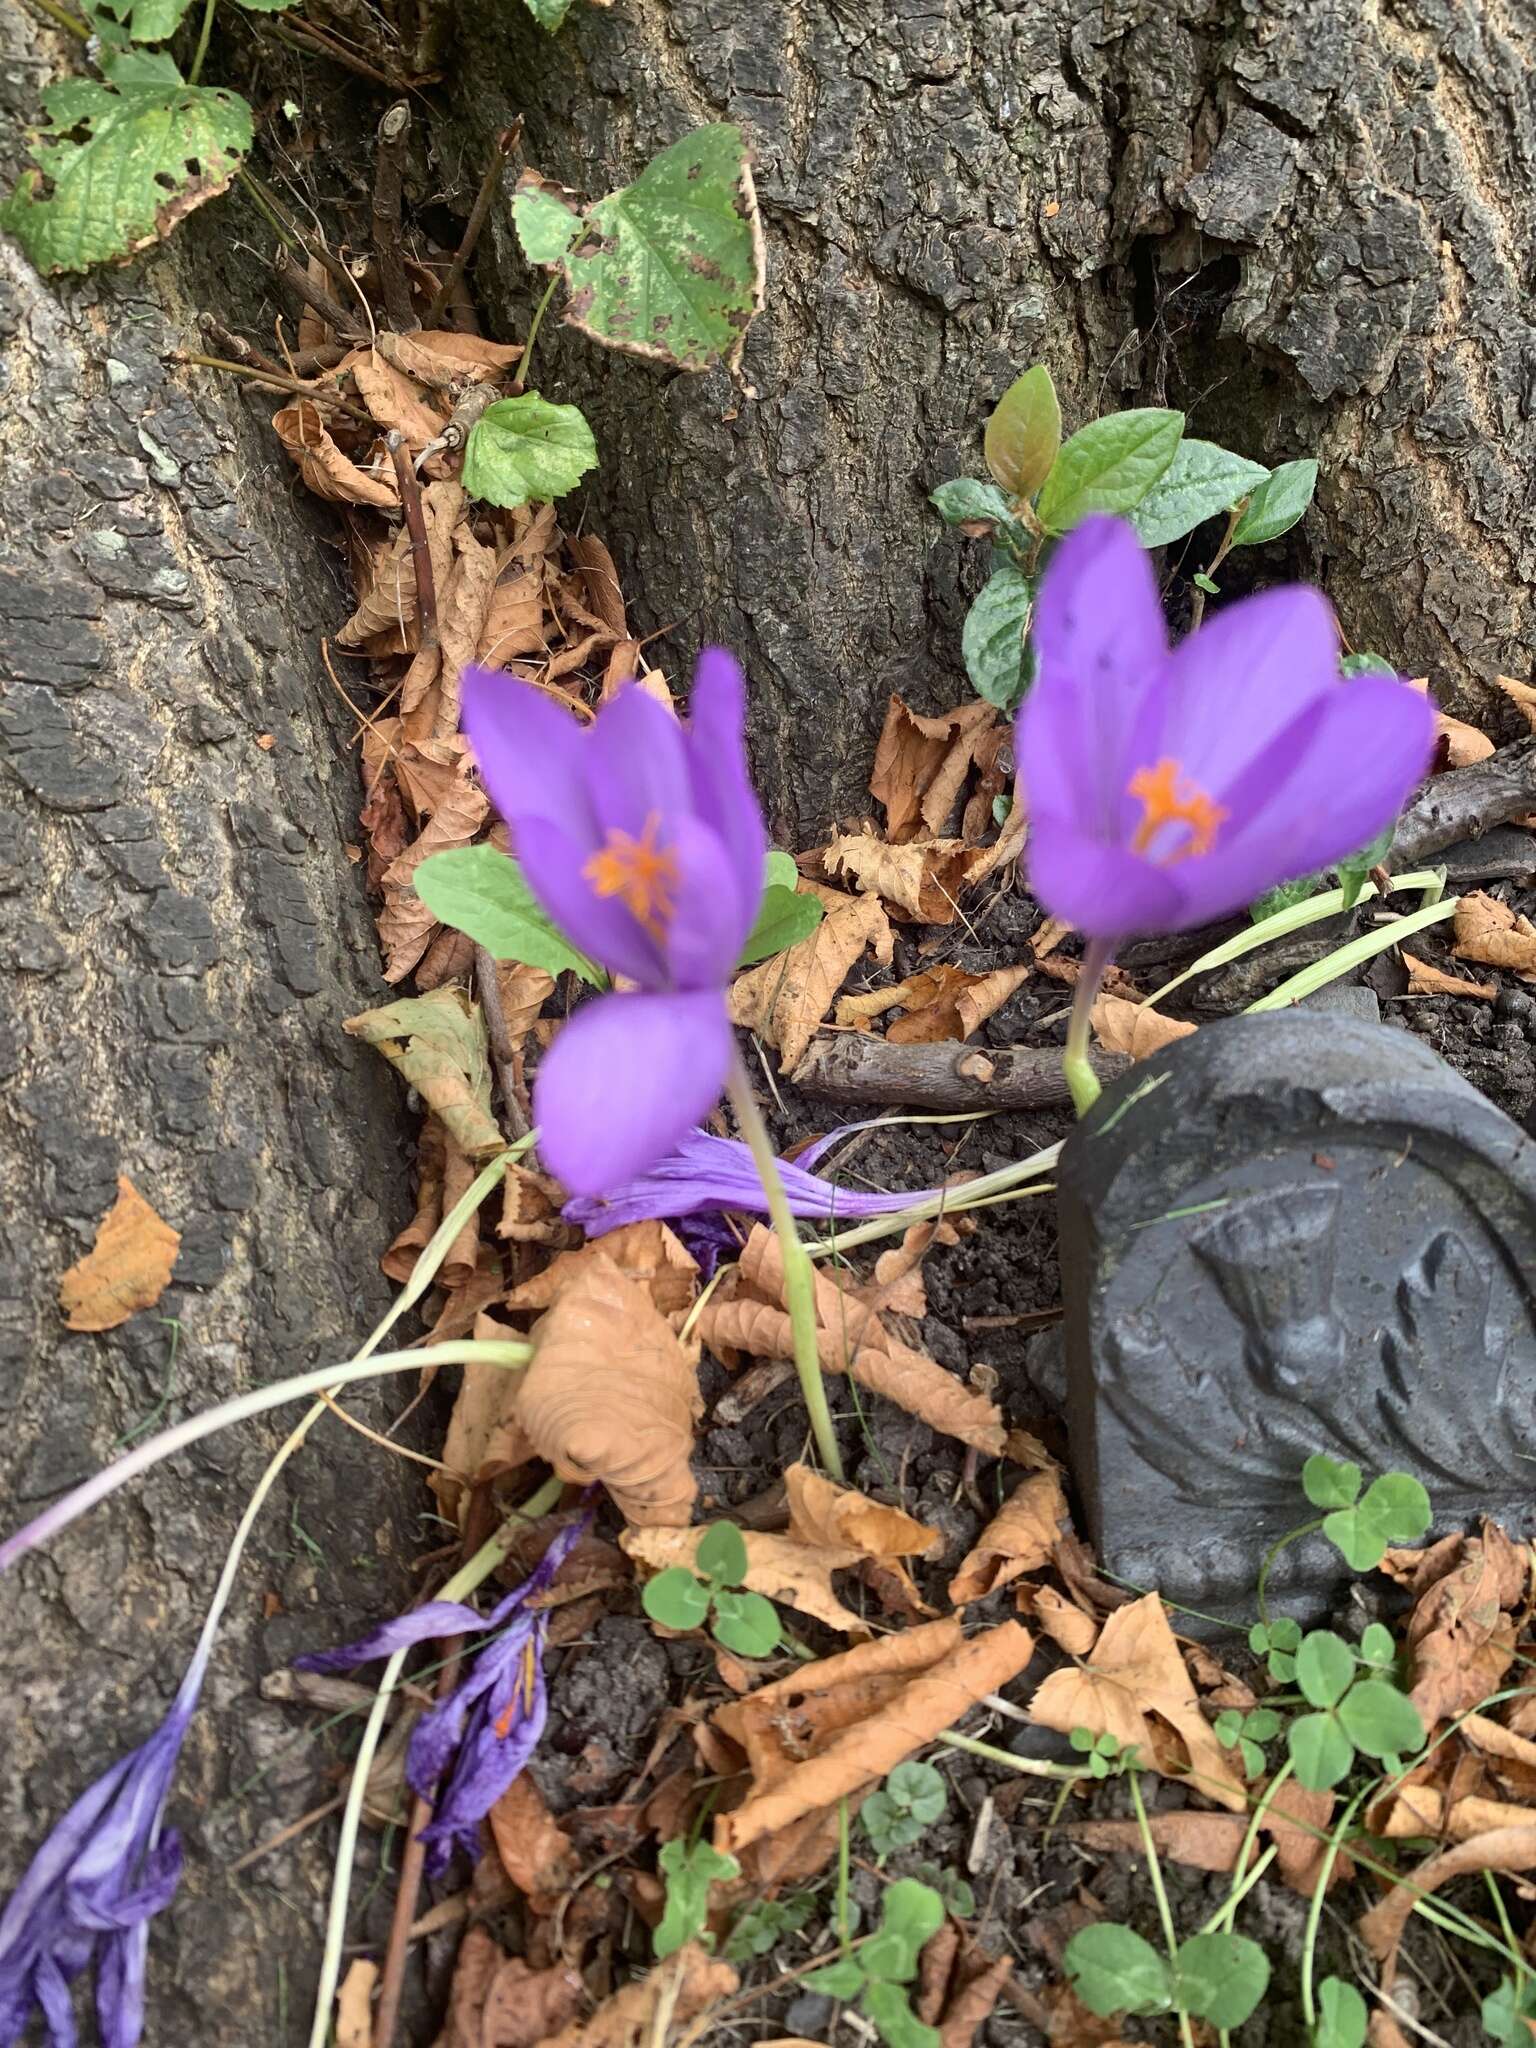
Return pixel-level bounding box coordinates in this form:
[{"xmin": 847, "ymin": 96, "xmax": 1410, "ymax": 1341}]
[
  {"xmin": 654, "ymin": 1838, "xmax": 739, "ymax": 1958},
  {"xmin": 1287, "ymin": 1628, "xmax": 1424, "ymax": 1790},
  {"xmin": 1323, "ymin": 1473, "xmax": 1431, "ymax": 1572},
  {"xmin": 641, "ymin": 1521, "xmax": 783, "ymax": 1660},
  {"xmin": 862, "ymin": 1762, "xmax": 948, "ymax": 1857}
]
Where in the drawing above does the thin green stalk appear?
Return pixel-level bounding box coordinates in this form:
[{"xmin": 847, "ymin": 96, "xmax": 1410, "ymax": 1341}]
[
  {"xmin": 1130, "ymin": 1769, "xmax": 1195, "ymax": 2048},
  {"xmin": 1201, "ymin": 1843, "xmax": 1276, "ymax": 1931},
  {"xmin": 1062, "ymin": 936, "xmax": 1113, "ymax": 1117},
  {"xmin": 806, "ymin": 1139, "xmax": 1062, "ymax": 1259},
  {"xmin": 727, "ymin": 1051, "xmax": 843, "ymax": 1479},
  {"xmin": 1485, "ymin": 1874, "xmax": 1525, "ymax": 1995},
  {"xmin": 1209, "ymin": 1760, "xmax": 1294, "ymax": 1934},
  {"xmin": 936, "ymin": 1729, "xmax": 1086, "ymax": 1782},
  {"xmin": 512, "ymin": 274, "xmax": 562, "ymax": 395},
  {"xmin": 235, "ymin": 166, "xmax": 304, "ymax": 254},
  {"xmin": 1246, "ymin": 894, "xmax": 1458, "ymax": 1012},
  {"xmin": 307, "ymin": 1474, "xmax": 564, "ymax": 2048},
  {"xmin": 1255, "ymin": 1520, "xmax": 1324, "ymax": 1627},
  {"xmin": 836, "ymin": 1799, "xmax": 852, "ymax": 1947},
  {"xmin": 25, "ymin": 0, "xmax": 90, "ymax": 37},
  {"xmin": 187, "ymin": 0, "xmax": 217, "ymax": 85},
  {"xmin": 1299, "ymin": 1787, "xmax": 1368, "ymax": 2029}
]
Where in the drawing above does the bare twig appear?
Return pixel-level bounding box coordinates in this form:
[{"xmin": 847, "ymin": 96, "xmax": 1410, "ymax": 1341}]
[
  {"xmin": 273, "ymin": 244, "xmax": 369, "ymax": 344},
  {"xmin": 424, "ymin": 123, "xmax": 522, "ymax": 330},
  {"xmin": 373, "ymin": 102, "xmax": 418, "ymax": 334},
  {"xmin": 1390, "ymin": 736, "xmax": 1536, "ymax": 866},
  {"xmin": 198, "ymin": 315, "xmax": 288, "ymax": 381},
  {"xmin": 372, "ymin": 1648, "xmax": 462, "ymax": 2048},
  {"xmin": 175, "ymin": 351, "xmax": 373, "ymax": 425},
  {"xmin": 262, "ymin": 12, "xmax": 411, "ymax": 92},
  {"xmin": 476, "ymin": 946, "xmax": 537, "ymax": 1156},
  {"xmin": 790, "ymin": 1033, "xmax": 1127, "ymax": 1112},
  {"xmin": 386, "ymin": 432, "xmax": 436, "ymax": 636}
]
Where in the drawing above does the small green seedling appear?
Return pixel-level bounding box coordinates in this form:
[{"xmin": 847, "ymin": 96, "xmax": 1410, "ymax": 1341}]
[
  {"xmin": 722, "ymin": 1892, "xmax": 814, "ymax": 1963},
  {"xmin": 641, "ymin": 1521, "xmax": 782, "ymax": 1658},
  {"xmin": 1065, "ymin": 1924, "xmax": 1270, "ymax": 2032},
  {"xmin": 1286, "ymin": 1628, "xmax": 1425, "ymax": 1791},
  {"xmin": 1302, "ymin": 1455, "xmax": 1432, "ymax": 1571},
  {"xmin": 1069, "ymin": 1728, "xmax": 1133, "ymax": 1779},
  {"xmin": 861, "ymin": 1762, "xmax": 948, "ymax": 1857},
  {"xmin": 909, "ymin": 1861, "xmax": 975, "ymax": 1918},
  {"xmin": 805, "ymin": 1879, "xmax": 945, "ymax": 2048},
  {"xmin": 1314, "ymin": 1976, "xmax": 1369, "ymax": 2048},
  {"xmin": 654, "ymin": 1838, "xmax": 740, "ymax": 1958},
  {"xmin": 1482, "ymin": 1974, "xmax": 1536, "ymax": 2047},
  {"xmin": 1214, "ymin": 1706, "xmax": 1282, "ymax": 1780},
  {"xmin": 1249, "ymin": 1615, "xmax": 1302, "ymax": 1683}
]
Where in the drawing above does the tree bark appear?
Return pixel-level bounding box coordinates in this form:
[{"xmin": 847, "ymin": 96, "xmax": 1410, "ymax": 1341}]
[
  {"xmin": 450, "ymin": 0, "xmax": 1536, "ymax": 841},
  {"xmin": 0, "ymin": 15, "xmax": 414, "ymax": 2041}
]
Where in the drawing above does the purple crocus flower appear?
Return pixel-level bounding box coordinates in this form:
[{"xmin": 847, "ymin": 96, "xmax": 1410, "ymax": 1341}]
[
  {"xmin": 562, "ymin": 1125, "xmax": 943, "ymax": 1239},
  {"xmin": 1016, "ymin": 516, "xmax": 1437, "ymax": 939},
  {"xmin": 461, "ymin": 651, "xmax": 767, "ymax": 1197},
  {"xmin": 0, "ymin": 1647, "xmax": 204, "ymax": 2048},
  {"xmin": 295, "ymin": 1514, "xmax": 586, "ymax": 1877}
]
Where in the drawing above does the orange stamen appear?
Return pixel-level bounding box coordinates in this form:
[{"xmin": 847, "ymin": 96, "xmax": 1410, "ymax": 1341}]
[
  {"xmin": 494, "ymin": 1640, "xmax": 540, "ymax": 1739},
  {"xmin": 1127, "ymin": 757, "xmax": 1227, "ymax": 862},
  {"xmin": 582, "ymin": 811, "xmax": 681, "ymax": 939}
]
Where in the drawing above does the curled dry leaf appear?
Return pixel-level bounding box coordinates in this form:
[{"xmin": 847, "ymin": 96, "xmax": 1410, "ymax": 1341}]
[
  {"xmin": 1454, "ymin": 891, "xmax": 1536, "ymax": 983},
  {"xmin": 1402, "ymin": 1520, "xmax": 1528, "ymax": 1724},
  {"xmin": 1029, "ymin": 1592, "xmax": 1245, "ymax": 1811},
  {"xmin": 824, "ymin": 832, "xmax": 985, "ymax": 924},
  {"xmin": 348, "ymin": 346, "xmax": 449, "ymax": 451},
  {"xmin": 336, "ymin": 1958, "xmax": 377, "ymax": 2048},
  {"xmin": 489, "ymin": 1774, "xmax": 579, "ymax": 1902},
  {"xmin": 784, "ymin": 1462, "xmax": 938, "ymax": 1560},
  {"xmin": 950, "ymin": 1470, "xmax": 1070, "ymax": 1604},
  {"xmin": 338, "ymin": 481, "xmax": 466, "ymax": 649},
  {"xmin": 431, "ymin": 1315, "xmax": 536, "ymax": 1521},
  {"xmin": 508, "ymin": 1222, "xmax": 699, "ymax": 1319},
  {"xmin": 273, "ymin": 399, "xmax": 397, "ymax": 507},
  {"xmin": 854, "ymin": 1218, "xmax": 959, "ymax": 1320},
  {"xmin": 1090, "ymin": 995, "xmax": 1197, "ymax": 1061},
  {"xmin": 379, "ymin": 771, "xmax": 490, "ymax": 983},
  {"xmin": 1024, "ymin": 1584, "xmax": 1099, "ymax": 1658},
  {"xmin": 344, "ymin": 988, "xmax": 503, "ymax": 1157},
  {"xmin": 378, "ymin": 328, "xmax": 524, "ymax": 383},
  {"xmin": 482, "ymin": 1958, "xmax": 585, "ymax": 2048},
  {"xmin": 59, "ymin": 1175, "xmax": 180, "ymax": 1332},
  {"xmin": 871, "ymin": 695, "xmax": 998, "ymax": 842},
  {"xmin": 521, "ymin": 1254, "xmax": 701, "ymax": 1526},
  {"xmin": 531, "ymin": 1944, "xmax": 737, "ymax": 2048},
  {"xmin": 1406, "ymin": 677, "xmax": 1494, "ymax": 767},
  {"xmin": 1370, "ymin": 1784, "xmax": 1536, "ymax": 1841},
  {"xmin": 1495, "ymin": 674, "xmax": 1536, "ymax": 733},
  {"xmin": 623, "ymin": 1524, "xmax": 870, "ymax": 1636},
  {"xmin": 1401, "ymin": 951, "xmax": 1496, "ymax": 1000},
  {"xmin": 836, "ymin": 964, "xmax": 1031, "ymax": 1045},
  {"xmin": 729, "ymin": 885, "xmax": 894, "ymax": 1072},
  {"xmin": 1360, "ymin": 1824, "xmax": 1536, "ymax": 2012}
]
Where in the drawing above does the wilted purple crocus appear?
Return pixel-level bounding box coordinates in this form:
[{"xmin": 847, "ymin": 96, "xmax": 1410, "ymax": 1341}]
[
  {"xmin": 295, "ymin": 1514, "xmax": 586, "ymax": 1877},
  {"xmin": 0, "ymin": 1644, "xmax": 204, "ymax": 2048},
  {"xmin": 562, "ymin": 1125, "xmax": 943, "ymax": 1239},
  {"xmin": 461, "ymin": 652, "xmax": 767, "ymax": 1197},
  {"xmin": 1016, "ymin": 516, "xmax": 1437, "ymax": 939}
]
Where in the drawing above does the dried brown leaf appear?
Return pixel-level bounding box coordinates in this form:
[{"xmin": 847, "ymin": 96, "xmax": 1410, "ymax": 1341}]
[
  {"xmin": 729, "ymin": 886, "xmax": 894, "ymax": 1072},
  {"xmin": 521, "ymin": 1256, "xmax": 701, "ymax": 1525},
  {"xmin": 336, "ymin": 1958, "xmax": 377, "ymax": 2048},
  {"xmin": 1024, "ymin": 1584, "xmax": 1100, "ymax": 1657},
  {"xmin": 348, "ymin": 346, "xmax": 449, "ymax": 449},
  {"xmin": 1401, "ymin": 951, "xmax": 1496, "ymax": 1000},
  {"xmin": 870, "ymin": 695, "xmax": 998, "ymax": 842},
  {"xmin": 59, "ymin": 1176, "xmax": 180, "ymax": 1332},
  {"xmin": 337, "ymin": 482, "xmax": 465, "ymax": 649},
  {"xmin": 824, "ymin": 832, "xmax": 981, "ymax": 924},
  {"xmin": 380, "ymin": 328, "xmax": 523, "ymax": 381},
  {"xmin": 507, "ymin": 1223, "xmax": 699, "ymax": 1318},
  {"xmin": 484, "ymin": 1958, "xmax": 586, "ymax": 2048},
  {"xmin": 1454, "ymin": 890, "xmax": 1536, "ymax": 982},
  {"xmin": 1405, "ymin": 1522, "xmax": 1528, "ymax": 1723},
  {"xmin": 1495, "ymin": 675, "xmax": 1536, "ymax": 732},
  {"xmin": 1359, "ymin": 1826, "xmax": 1536, "ymax": 2008},
  {"xmin": 379, "ymin": 773, "xmax": 490, "ymax": 983},
  {"xmin": 273, "ymin": 400, "xmax": 396, "ymax": 507},
  {"xmin": 531, "ymin": 1945, "xmax": 736, "ymax": 2048},
  {"xmin": 1090, "ymin": 995, "xmax": 1197, "ymax": 1060},
  {"xmin": 950, "ymin": 1470, "xmax": 1070, "ymax": 1603},
  {"xmin": 344, "ymin": 987, "xmax": 503, "ymax": 1157},
  {"xmin": 785, "ymin": 1462, "xmax": 939, "ymax": 1561},
  {"xmin": 433, "ymin": 1327, "xmax": 536, "ymax": 1521},
  {"xmin": 489, "ymin": 1774, "xmax": 579, "ymax": 1901}
]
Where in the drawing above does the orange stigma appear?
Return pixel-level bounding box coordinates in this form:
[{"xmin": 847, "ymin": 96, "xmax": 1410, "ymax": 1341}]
[
  {"xmin": 583, "ymin": 811, "xmax": 681, "ymax": 938},
  {"xmin": 494, "ymin": 1640, "xmax": 541, "ymax": 1739},
  {"xmin": 1127, "ymin": 757, "xmax": 1227, "ymax": 862}
]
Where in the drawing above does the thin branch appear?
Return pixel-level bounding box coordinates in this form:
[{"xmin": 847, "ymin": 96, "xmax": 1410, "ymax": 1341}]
[
  {"xmin": 371, "ymin": 1648, "xmax": 462, "ymax": 2048},
  {"xmin": 373, "ymin": 101, "xmax": 418, "ymax": 334},
  {"xmin": 476, "ymin": 946, "xmax": 537, "ymax": 1157},
  {"xmin": 175, "ymin": 351, "xmax": 373, "ymax": 425},
  {"xmin": 424, "ymin": 124, "xmax": 521, "ymax": 330},
  {"xmin": 273, "ymin": 244, "xmax": 369, "ymax": 344},
  {"xmin": 387, "ymin": 432, "xmax": 436, "ymax": 635}
]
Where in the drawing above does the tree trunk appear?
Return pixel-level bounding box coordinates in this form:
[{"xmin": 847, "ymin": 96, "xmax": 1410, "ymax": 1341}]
[
  {"xmin": 450, "ymin": 0, "xmax": 1536, "ymax": 841},
  {"xmin": 0, "ymin": 14, "xmax": 414, "ymax": 2040}
]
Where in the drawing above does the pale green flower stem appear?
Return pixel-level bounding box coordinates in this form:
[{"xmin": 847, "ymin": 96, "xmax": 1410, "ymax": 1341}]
[
  {"xmin": 726, "ymin": 1049, "xmax": 844, "ymax": 1480},
  {"xmin": 1061, "ymin": 936, "xmax": 1114, "ymax": 1117}
]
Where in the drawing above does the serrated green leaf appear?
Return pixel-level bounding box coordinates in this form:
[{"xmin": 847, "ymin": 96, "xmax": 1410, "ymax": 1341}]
[
  {"xmin": 462, "ymin": 393, "xmax": 598, "ymax": 510},
  {"xmin": 1065, "ymin": 1924, "xmax": 1173, "ymax": 2018},
  {"xmin": 1315, "ymin": 1976, "xmax": 1369, "ymax": 2048},
  {"xmin": 1337, "ymin": 1680, "xmax": 1423, "ymax": 1761},
  {"xmin": 642, "ymin": 1566, "xmax": 712, "ymax": 1630},
  {"xmin": 654, "ymin": 1837, "xmax": 739, "ymax": 1958},
  {"xmin": 513, "ymin": 180, "xmax": 583, "ymax": 263},
  {"xmin": 696, "ymin": 1520, "xmax": 748, "ymax": 1585},
  {"xmin": 93, "ymin": 0, "xmax": 193, "ymax": 37},
  {"xmin": 1296, "ymin": 1631, "xmax": 1356, "ymax": 1709},
  {"xmin": 230, "ymin": 0, "xmax": 302, "ymax": 11},
  {"xmin": 1176, "ymin": 1931, "xmax": 1270, "ymax": 2029},
  {"xmin": 529, "ymin": 124, "xmax": 765, "ymax": 371},
  {"xmin": 1288, "ymin": 1711, "xmax": 1355, "ymax": 1791},
  {"xmin": 1251, "ymin": 873, "xmax": 1322, "ymax": 923},
  {"xmin": 962, "ymin": 563, "xmax": 1034, "ymax": 710},
  {"xmin": 1035, "ymin": 409, "xmax": 1184, "ymax": 534},
  {"xmin": 738, "ymin": 883, "xmax": 822, "ymax": 967},
  {"xmin": 1303, "ymin": 1454, "xmax": 1362, "ymax": 1510},
  {"xmin": 1231, "ymin": 458, "xmax": 1319, "ymax": 547},
  {"xmin": 412, "ymin": 844, "xmax": 605, "ymax": 984},
  {"xmin": 1128, "ymin": 438, "xmax": 1268, "ymax": 548},
  {"xmin": 861, "ymin": 1980, "xmax": 941, "ymax": 2048},
  {"xmin": 521, "ymin": 0, "xmax": 576, "ymax": 27},
  {"xmin": 3, "ymin": 74, "xmax": 252, "ymax": 274},
  {"xmin": 710, "ymin": 1588, "xmax": 781, "ymax": 1658},
  {"xmin": 985, "ymin": 364, "xmax": 1061, "ymax": 500}
]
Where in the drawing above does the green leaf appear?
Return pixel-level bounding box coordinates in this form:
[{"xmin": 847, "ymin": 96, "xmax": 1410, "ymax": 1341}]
[
  {"xmin": 862, "ymin": 1788, "xmax": 925, "ymax": 1856},
  {"xmin": 1176, "ymin": 1931, "xmax": 1270, "ymax": 2029},
  {"xmin": 984, "ymin": 366, "xmax": 1061, "ymax": 500},
  {"xmin": 710, "ymin": 1588, "xmax": 781, "ymax": 1658},
  {"xmin": 930, "ymin": 479, "xmax": 1015, "ymax": 528},
  {"xmin": 1251, "ymin": 874, "xmax": 1322, "ymax": 923},
  {"xmin": 654, "ymin": 1837, "xmax": 740, "ymax": 1959},
  {"xmin": 962, "ymin": 563, "xmax": 1035, "ymax": 711},
  {"xmin": 861, "ymin": 1981, "xmax": 941, "ymax": 2048},
  {"xmin": 885, "ymin": 1762, "xmax": 947, "ymax": 1826},
  {"xmin": 1064, "ymin": 1924, "xmax": 1173, "ymax": 2018},
  {"xmin": 512, "ymin": 180, "xmax": 584, "ymax": 264},
  {"xmin": 1359, "ymin": 1623, "xmax": 1396, "ymax": 1669},
  {"xmin": 641, "ymin": 1566, "xmax": 712, "ymax": 1631},
  {"xmin": 525, "ymin": 125, "xmax": 765, "ymax": 371},
  {"xmin": 1296, "ymin": 1631, "xmax": 1356, "ymax": 1710},
  {"xmin": 1336, "ymin": 818, "xmax": 1396, "ymax": 912},
  {"xmin": 864, "ymin": 1881, "xmax": 946, "ymax": 1981},
  {"xmin": 1192, "ymin": 570, "xmax": 1221, "ymax": 594},
  {"xmin": 2, "ymin": 74, "xmax": 252, "ymax": 274},
  {"xmin": 1314, "ymin": 1976, "xmax": 1369, "ymax": 2048},
  {"xmin": 696, "ymin": 1519, "xmax": 748, "ymax": 1585},
  {"xmin": 805, "ymin": 1955, "xmax": 867, "ymax": 1999},
  {"xmin": 462, "ymin": 394, "xmax": 598, "ymax": 510},
  {"xmin": 1270, "ymin": 1618, "xmax": 1303, "ymax": 1653},
  {"xmin": 1230, "ymin": 458, "xmax": 1319, "ymax": 547},
  {"xmin": 521, "ymin": 0, "xmax": 576, "ymax": 28},
  {"xmin": 413, "ymin": 845, "xmax": 605, "ymax": 984},
  {"xmin": 1269, "ymin": 1650, "xmax": 1298, "ymax": 1684},
  {"xmin": 1338, "ymin": 1681, "xmax": 1424, "ymax": 1762},
  {"xmin": 1303, "ymin": 1454, "xmax": 1362, "ymax": 1509},
  {"xmin": 723, "ymin": 1893, "xmax": 813, "ymax": 1962},
  {"xmin": 229, "ymin": 0, "xmax": 301, "ymax": 10},
  {"xmin": 1128, "ymin": 438, "xmax": 1268, "ymax": 548},
  {"xmin": 1035, "ymin": 409, "xmax": 1184, "ymax": 534},
  {"xmin": 1341, "ymin": 651, "xmax": 1396, "ymax": 678},
  {"xmin": 738, "ymin": 884, "xmax": 822, "ymax": 968},
  {"xmin": 93, "ymin": 0, "xmax": 193, "ymax": 36},
  {"xmin": 1481, "ymin": 1974, "xmax": 1536, "ymax": 2048},
  {"xmin": 1214, "ymin": 1710, "xmax": 1242, "ymax": 1750},
  {"xmin": 1359, "ymin": 1473, "xmax": 1433, "ymax": 1544},
  {"xmin": 1288, "ymin": 1711, "xmax": 1355, "ymax": 1791},
  {"xmin": 1244, "ymin": 1708, "xmax": 1282, "ymax": 1744},
  {"xmin": 1248, "ymin": 1623, "xmax": 1271, "ymax": 1655}
]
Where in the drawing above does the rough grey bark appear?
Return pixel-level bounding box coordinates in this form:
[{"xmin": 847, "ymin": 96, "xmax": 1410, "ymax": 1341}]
[
  {"xmin": 451, "ymin": 0, "xmax": 1536, "ymax": 842},
  {"xmin": 0, "ymin": 16, "xmax": 415, "ymax": 2041}
]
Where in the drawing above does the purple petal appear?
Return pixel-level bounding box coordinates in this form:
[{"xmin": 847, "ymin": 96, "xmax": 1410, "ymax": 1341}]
[
  {"xmin": 1024, "ymin": 812, "xmax": 1184, "ymax": 940},
  {"xmin": 683, "ymin": 647, "xmax": 769, "ymax": 919},
  {"xmin": 461, "ymin": 668, "xmax": 598, "ymax": 849},
  {"xmin": 585, "ymin": 685, "xmax": 693, "ymax": 843},
  {"xmin": 533, "ymin": 990, "xmax": 733, "ymax": 1196},
  {"xmin": 513, "ymin": 816, "xmax": 668, "ymax": 986},
  {"xmin": 663, "ymin": 816, "xmax": 755, "ymax": 989},
  {"xmin": 416, "ymin": 1656, "xmax": 550, "ymax": 1877},
  {"xmin": 292, "ymin": 1598, "xmax": 488, "ymax": 1673}
]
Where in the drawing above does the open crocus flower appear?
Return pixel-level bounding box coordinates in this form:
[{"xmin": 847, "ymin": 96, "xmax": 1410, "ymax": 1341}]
[
  {"xmin": 1017, "ymin": 516, "xmax": 1437, "ymax": 940},
  {"xmin": 295, "ymin": 1513, "xmax": 587, "ymax": 1877},
  {"xmin": 0, "ymin": 1647, "xmax": 203, "ymax": 2048},
  {"xmin": 461, "ymin": 651, "xmax": 767, "ymax": 1196}
]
